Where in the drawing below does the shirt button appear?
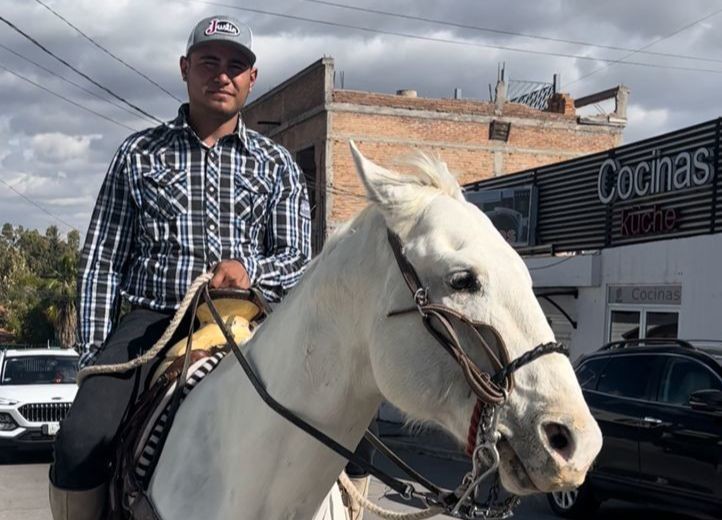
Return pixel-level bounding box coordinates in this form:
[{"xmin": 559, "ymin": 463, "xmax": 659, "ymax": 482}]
[
  {"xmin": 208, "ymin": 223, "xmax": 216, "ymax": 231},
  {"xmin": 208, "ymin": 185, "xmax": 216, "ymax": 194}
]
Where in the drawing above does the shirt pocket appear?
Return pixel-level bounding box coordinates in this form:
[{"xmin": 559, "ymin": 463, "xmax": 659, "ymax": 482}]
[
  {"xmin": 233, "ymin": 181, "xmax": 268, "ymax": 244},
  {"xmin": 141, "ymin": 167, "xmax": 189, "ymax": 221}
]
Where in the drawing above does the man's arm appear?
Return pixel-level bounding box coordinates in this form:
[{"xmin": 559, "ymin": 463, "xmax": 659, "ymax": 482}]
[
  {"xmin": 242, "ymin": 155, "xmax": 312, "ymax": 302},
  {"xmin": 77, "ymin": 146, "xmax": 135, "ymax": 366}
]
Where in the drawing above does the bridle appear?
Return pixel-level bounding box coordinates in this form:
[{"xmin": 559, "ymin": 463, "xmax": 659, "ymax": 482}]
[
  {"xmin": 385, "ymin": 231, "xmax": 568, "ymax": 517},
  {"xmin": 197, "ymin": 230, "xmax": 568, "ymax": 519}
]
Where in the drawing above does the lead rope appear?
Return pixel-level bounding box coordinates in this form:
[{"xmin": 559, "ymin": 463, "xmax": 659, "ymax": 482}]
[
  {"xmin": 76, "ymin": 271, "xmax": 214, "ymax": 385},
  {"xmin": 338, "ymin": 472, "xmax": 443, "ymax": 520}
]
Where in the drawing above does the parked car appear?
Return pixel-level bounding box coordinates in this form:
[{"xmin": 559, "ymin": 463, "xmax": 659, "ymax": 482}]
[
  {"xmin": 0, "ymin": 348, "xmax": 78, "ymax": 452},
  {"xmin": 547, "ymin": 338, "xmax": 722, "ymax": 519}
]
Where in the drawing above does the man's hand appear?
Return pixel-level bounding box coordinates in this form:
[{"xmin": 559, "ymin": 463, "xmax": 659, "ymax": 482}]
[{"xmin": 210, "ymin": 259, "xmax": 251, "ymax": 289}]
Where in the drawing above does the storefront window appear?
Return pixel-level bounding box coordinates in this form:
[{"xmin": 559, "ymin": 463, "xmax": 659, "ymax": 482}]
[
  {"xmin": 646, "ymin": 312, "xmax": 679, "ymax": 338},
  {"xmin": 608, "ymin": 309, "xmax": 679, "ymax": 342},
  {"xmin": 610, "ymin": 310, "xmax": 641, "ymax": 341}
]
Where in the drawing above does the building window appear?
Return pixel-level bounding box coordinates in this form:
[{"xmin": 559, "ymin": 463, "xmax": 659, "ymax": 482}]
[
  {"xmin": 608, "ymin": 308, "xmax": 679, "ymax": 342},
  {"xmin": 296, "ymin": 147, "xmax": 316, "ymax": 222},
  {"xmin": 609, "ymin": 310, "xmax": 641, "ymax": 341},
  {"xmin": 296, "ymin": 146, "xmax": 324, "ymax": 253}
]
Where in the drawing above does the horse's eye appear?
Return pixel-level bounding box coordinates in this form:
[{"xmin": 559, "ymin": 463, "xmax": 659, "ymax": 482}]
[{"xmin": 448, "ymin": 270, "xmax": 480, "ymax": 292}]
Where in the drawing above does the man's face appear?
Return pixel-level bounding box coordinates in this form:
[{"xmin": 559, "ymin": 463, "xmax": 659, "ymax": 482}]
[{"xmin": 180, "ymin": 42, "xmax": 257, "ymax": 117}]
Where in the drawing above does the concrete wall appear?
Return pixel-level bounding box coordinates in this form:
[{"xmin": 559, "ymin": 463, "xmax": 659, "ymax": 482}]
[{"xmin": 528, "ymin": 233, "xmax": 722, "ymax": 360}]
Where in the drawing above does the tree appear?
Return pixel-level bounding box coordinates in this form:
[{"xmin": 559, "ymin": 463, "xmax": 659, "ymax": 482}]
[
  {"xmin": 42, "ymin": 252, "xmax": 78, "ymax": 348},
  {"xmin": 0, "ymin": 223, "xmax": 80, "ymax": 347}
]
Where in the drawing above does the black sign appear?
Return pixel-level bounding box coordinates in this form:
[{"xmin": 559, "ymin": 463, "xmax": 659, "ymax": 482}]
[
  {"xmin": 489, "ymin": 120, "xmax": 511, "ymax": 142},
  {"xmin": 464, "ymin": 117, "xmax": 722, "ymax": 253}
]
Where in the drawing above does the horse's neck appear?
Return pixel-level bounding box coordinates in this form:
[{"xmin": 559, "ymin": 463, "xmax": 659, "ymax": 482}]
[
  {"xmin": 248, "ymin": 210, "xmax": 387, "ymax": 426},
  {"xmin": 151, "ymin": 210, "xmax": 390, "ymax": 519}
]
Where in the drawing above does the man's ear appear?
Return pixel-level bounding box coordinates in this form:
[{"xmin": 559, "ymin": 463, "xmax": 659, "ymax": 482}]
[
  {"xmin": 180, "ymin": 56, "xmax": 189, "ymax": 82},
  {"xmin": 249, "ymin": 67, "xmax": 258, "ymax": 91}
]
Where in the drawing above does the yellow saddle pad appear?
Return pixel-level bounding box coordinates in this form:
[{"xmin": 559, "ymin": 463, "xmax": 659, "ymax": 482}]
[{"xmin": 150, "ymin": 298, "xmax": 261, "ymax": 386}]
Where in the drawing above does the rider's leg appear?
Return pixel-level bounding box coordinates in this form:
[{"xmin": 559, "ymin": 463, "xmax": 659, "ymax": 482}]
[{"xmin": 50, "ymin": 307, "xmax": 189, "ymax": 518}]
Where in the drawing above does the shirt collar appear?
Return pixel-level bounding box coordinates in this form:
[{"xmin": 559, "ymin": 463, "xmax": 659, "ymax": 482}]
[{"xmin": 167, "ymin": 104, "xmax": 250, "ymax": 150}]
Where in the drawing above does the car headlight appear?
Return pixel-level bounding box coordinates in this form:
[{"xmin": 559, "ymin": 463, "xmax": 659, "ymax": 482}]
[
  {"xmin": 0, "ymin": 413, "xmax": 17, "ymax": 431},
  {"xmin": 0, "ymin": 397, "xmax": 18, "ymax": 406}
]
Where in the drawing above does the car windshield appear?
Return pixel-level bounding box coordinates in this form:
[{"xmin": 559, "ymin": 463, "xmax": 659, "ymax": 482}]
[{"xmin": 1, "ymin": 356, "xmax": 78, "ymax": 385}]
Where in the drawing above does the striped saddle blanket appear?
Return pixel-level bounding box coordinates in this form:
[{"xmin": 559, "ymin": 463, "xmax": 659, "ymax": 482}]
[{"xmin": 131, "ymin": 351, "xmax": 227, "ymax": 488}]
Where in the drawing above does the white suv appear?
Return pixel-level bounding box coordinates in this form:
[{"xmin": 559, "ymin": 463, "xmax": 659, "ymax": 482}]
[{"xmin": 0, "ymin": 348, "xmax": 78, "ymax": 451}]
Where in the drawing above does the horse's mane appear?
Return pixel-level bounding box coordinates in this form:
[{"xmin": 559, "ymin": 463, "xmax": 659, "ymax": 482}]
[{"xmin": 395, "ymin": 152, "xmax": 463, "ymax": 200}]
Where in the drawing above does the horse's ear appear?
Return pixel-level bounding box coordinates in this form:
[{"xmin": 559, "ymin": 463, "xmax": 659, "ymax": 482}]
[
  {"xmin": 349, "ymin": 140, "xmax": 390, "ymax": 204},
  {"xmin": 349, "ymin": 141, "xmax": 418, "ymax": 221}
]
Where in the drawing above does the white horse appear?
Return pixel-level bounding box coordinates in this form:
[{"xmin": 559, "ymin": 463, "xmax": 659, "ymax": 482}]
[{"xmin": 149, "ymin": 143, "xmax": 602, "ymax": 519}]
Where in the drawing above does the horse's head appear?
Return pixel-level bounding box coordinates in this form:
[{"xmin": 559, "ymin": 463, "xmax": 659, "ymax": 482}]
[{"xmin": 350, "ymin": 143, "xmax": 602, "ymax": 496}]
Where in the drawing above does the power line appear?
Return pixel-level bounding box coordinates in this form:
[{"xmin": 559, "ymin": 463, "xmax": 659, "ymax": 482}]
[
  {"xmin": 189, "ymin": 1, "xmax": 722, "ymax": 76},
  {"xmin": 0, "ymin": 15, "xmax": 164, "ymax": 124},
  {"xmin": 302, "ymin": 0, "xmax": 722, "ymax": 66},
  {"xmin": 565, "ymin": 6, "xmax": 722, "ymax": 88},
  {"xmin": 32, "ymin": 0, "xmax": 183, "ymax": 103},
  {"xmin": 0, "ymin": 43, "xmax": 157, "ymax": 125},
  {"xmin": 0, "ymin": 60, "xmax": 139, "ymax": 132},
  {"xmin": 0, "ymin": 176, "xmax": 79, "ymax": 232}
]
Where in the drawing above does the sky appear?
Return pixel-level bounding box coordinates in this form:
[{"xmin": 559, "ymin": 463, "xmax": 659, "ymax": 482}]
[{"xmin": 1, "ymin": 0, "xmax": 722, "ymax": 236}]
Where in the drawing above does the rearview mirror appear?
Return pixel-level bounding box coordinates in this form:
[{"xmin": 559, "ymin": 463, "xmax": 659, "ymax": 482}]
[{"xmin": 689, "ymin": 389, "xmax": 722, "ymax": 413}]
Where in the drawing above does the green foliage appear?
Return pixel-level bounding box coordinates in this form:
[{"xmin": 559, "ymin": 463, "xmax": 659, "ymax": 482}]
[{"xmin": 0, "ymin": 224, "xmax": 80, "ymax": 348}]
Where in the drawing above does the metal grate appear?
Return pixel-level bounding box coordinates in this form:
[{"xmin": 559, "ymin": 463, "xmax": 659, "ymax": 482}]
[
  {"xmin": 508, "ymin": 79, "xmax": 555, "ymax": 110},
  {"xmin": 19, "ymin": 402, "xmax": 71, "ymax": 423}
]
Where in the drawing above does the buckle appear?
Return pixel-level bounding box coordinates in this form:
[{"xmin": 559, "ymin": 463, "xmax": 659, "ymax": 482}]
[{"xmin": 414, "ymin": 287, "xmax": 429, "ymax": 316}]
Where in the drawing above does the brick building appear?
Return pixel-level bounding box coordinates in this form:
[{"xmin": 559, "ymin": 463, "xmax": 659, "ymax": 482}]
[{"xmin": 242, "ymin": 57, "xmax": 628, "ymax": 251}]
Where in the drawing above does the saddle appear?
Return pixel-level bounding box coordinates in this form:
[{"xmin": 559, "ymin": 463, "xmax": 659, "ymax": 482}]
[{"xmin": 110, "ymin": 289, "xmax": 268, "ymax": 520}]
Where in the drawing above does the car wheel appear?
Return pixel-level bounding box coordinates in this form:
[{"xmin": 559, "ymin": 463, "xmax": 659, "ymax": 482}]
[{"xmin": 546, "ymin": 483, "xmax": 599, "ymax": 518}]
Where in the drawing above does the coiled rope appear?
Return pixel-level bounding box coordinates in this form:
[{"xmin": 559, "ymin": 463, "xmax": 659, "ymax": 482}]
[
  {"xmin": 338, "ymin": 472, "xmax": 443, "ymax": 520},
  {"xmin": 76, "ymin": 272, "xmax": 214, "ymax": 385}
]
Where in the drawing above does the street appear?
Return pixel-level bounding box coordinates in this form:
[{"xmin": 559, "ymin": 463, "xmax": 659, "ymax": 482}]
[{"xmin": 0, "ymin": 448, "xmax": 703, "ymax": 520}]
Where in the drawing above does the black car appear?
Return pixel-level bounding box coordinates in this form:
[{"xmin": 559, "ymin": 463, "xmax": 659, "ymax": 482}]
[{"xmin": 547, "ymin": 338, "xmax": 722, "ymax": 519}]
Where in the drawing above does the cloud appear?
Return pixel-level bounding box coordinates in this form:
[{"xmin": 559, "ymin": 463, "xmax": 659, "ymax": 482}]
[
  {"xmin": 624, "ymin": 104, "xmax": 671, "ymax": 143},
  {"xmin": 0, "ymin": 0, "xmax": 721, "ymax": 234},
  {"xmin": 30, "ymin": 132, "xmax": 102, "ymax": 163}
]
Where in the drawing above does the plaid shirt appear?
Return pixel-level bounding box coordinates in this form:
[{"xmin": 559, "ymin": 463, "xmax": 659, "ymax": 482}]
[{"xmin": 77, "ymin": 105, "xmax": 311, "ymax": 366}]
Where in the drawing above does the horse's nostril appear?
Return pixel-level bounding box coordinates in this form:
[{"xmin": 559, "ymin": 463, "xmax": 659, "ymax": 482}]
[
  {"xmin": 544, "ymin": 423, "xmax": 574, "ymax": 460},
  {"xmin": 550, "ymin": 431, "xmax": 568, "ymax": 450}
]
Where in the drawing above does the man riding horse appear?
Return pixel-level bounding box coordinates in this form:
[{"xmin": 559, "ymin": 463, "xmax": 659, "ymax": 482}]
[{"xmin": 49, "ymin": 15, "xmax": 321, "ymax": 519}]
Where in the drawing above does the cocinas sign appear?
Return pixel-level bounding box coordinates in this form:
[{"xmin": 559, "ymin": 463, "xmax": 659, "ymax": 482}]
[{"xmin": 597, "ymin": 147, "xmax": 713, "ymax": 204}]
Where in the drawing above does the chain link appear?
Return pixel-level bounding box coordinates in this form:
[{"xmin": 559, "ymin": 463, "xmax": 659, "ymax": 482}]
[{"xmin": 442, "ymin": 394, "xmax": 524, "ymax": 520}]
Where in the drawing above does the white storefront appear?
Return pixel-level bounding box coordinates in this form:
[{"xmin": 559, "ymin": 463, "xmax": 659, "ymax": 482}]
[{"xmin": 529, "ymin": 232, "xmax": 722, "ymax": 360}]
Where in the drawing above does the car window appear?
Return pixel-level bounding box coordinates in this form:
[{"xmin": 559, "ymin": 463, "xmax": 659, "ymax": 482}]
[
  {"xmin": 1, "ymin": 356, "xmax": 78, "ymax": 385},
  {"xmin": 596, "ymin": 355, "xmax": 661, "ymax": 400},
  {"xmin": 576, "ymin": 358, "xmax": 608, "ymax": 390},
  {"xmin": 657, "ymin": 357, "xmax": 722, "ymax": 406}
]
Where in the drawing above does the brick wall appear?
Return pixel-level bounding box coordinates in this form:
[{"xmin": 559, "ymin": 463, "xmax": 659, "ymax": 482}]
[
  {"xmin": 243, "ymin": 58, "xmax": 329, "ymax": 133},
  {"xmin": 243, "ymin": 58, "xmax": 626, "ymax": 240},
  {"xmin": 327, "ymin": 93, "xmax": 622, "ymax": 229}
]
